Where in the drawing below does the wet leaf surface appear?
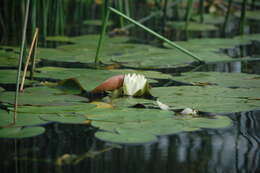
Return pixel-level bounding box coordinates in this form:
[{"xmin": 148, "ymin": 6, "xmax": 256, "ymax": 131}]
[
  {"xmin": 152, "ymin": 86, "xmax": 260, "ymax": 113},
  {"xmin": 173, "ymin": 72, "xmax": 260, "ymax": 88}
]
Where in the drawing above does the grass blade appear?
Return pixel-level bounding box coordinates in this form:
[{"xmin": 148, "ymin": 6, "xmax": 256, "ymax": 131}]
[{"xmin": 108, "ymin": 7, "xmax": 203, "ymax": 63}]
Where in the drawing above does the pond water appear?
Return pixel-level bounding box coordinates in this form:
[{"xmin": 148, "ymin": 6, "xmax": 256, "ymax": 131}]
[{"xmin": 1, "ymin": 60, "xmax": 260, "ymax": 173}]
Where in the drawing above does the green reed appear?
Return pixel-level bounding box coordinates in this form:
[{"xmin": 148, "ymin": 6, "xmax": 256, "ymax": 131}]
[
  {"xmin": 223, "ymin": 0, "xmax": 233, "ymax": 37},
  {"xmin": 95, "ymin": 6, "xmax": 203, "ymax": 64},
  {"xmin": 14, "ymin": 0, "xmax": 30, "ymax": 124},
  {"xmin": 185, "ymin": 0, "xmax": 194, "ymax": 39},
  {"xmin": 240, "ymin": 0, "xmax": 248, "ymax": 35}
]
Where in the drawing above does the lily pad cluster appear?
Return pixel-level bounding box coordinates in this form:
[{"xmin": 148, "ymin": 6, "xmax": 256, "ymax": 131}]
[{"xmin": 87, "ymin": 108, "xmax": 232, "ymax": 144}]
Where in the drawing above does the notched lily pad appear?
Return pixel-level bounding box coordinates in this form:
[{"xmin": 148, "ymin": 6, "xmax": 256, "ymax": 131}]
[
  {"xmin": 0, "ymin": 126, "xmax": 45, "ymax": 139},
  {"xmin": 173, "ymin": 72, "xmax": 260, "ymax": 88}
]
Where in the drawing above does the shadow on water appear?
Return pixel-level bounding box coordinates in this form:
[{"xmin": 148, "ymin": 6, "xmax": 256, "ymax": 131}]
[{"xmin": 0, "ymin": 110, "xmax": 259, "ymax": 173}]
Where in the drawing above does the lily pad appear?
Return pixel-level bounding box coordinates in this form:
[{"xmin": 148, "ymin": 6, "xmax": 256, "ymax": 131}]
[
  {"xmin": 40, "ymin": 114, "xmax": 87, "ymax": 124},
  {"xmin": 167, "ymin": 21, "xmax": 218, "ymax": 31},
  {"xmin": 173, "ymin": 72, "xmax": 260, "ymax": 88},
  {"xmin": 0, "ymin": 50, "xmax": 18, "ymax": 67},
  {"xmin": 95, "ymin": 128, "xmax": 157, "ymax": 144},
  {"xmin": 152, "ymin": 86, "xmax": 260, "ymax": 113},
  {"xmin": 35, "ymin": 67, "xmax": 167, "ymax": 91},
  {"xmin": 0, "ymin": 109, "xmax": 48, "ymax": 127},
  {"xmin": 235, "ymin": 10, "xmax": 260, "ymax": 21},
  {"xmin": 0, "ymin": 86, "xmax": 88, "ymax": 106},
  {"xmin": 0, "ymin": 70, "xmax": 36, "ymax": 85},
  {"xmin": 89, "ymin": 108, "xmax": 232, "ymax": 144},
  {"xmin": 0, "ymin": 126, "xmax": 45, "ymax": 139},
  {"xmin": 46, "ymin": 36, "xmax": 72, "ymax": 42},
  {"xmin": 17, "ymin": 103, "xmax": 96, "ymax": 114},
  {"xmin": 193, "ymin": 14, "xmax": 225, "ymax": 25}
]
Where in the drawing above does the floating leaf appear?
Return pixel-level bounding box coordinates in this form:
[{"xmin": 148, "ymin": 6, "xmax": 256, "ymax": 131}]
[
  {"xmin": 0, "ymin": 86, "xmax": 88, "ymax": 106},
  {"xmin": 40, "ymin": 114, "xmax": 87, "ymax": 124},
  {"xmin": 89, "ymin": 108, "xmax": 232, "ymax": 144},
  {"xmin": 0, "ymin": 127, "xmax": 45, "ymax": 139},
  {"xmin": 0, "ymin": 110, "xmax": 47, "ymax": 127},
  {"xmin": 152, "ymin": 86, "xmax": 260, "ymax": 113},
  {"xmin": 167, "ymin": 21, "xmax": 218, "ymax": 31},
  {"xmin": 95, "ymin": 128, "xmax": 157, "ymax": 144},
  {"xmin": 17, "ymin": 103, "xmax": 96, "ymax": 114},
  {"xmin": 0, "ymin": 70, "xmax": 36, "ymax": 85}
]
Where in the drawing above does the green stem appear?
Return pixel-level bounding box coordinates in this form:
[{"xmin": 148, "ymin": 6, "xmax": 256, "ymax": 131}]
[
  {"xmin": 199, "ymin": 0, "xmax": 204, "ymax": 23},
  {"xmin": 94, "ymin": 0, "xmax": 110, "ymax": 64},
  {"xmin": 108, "ymin": 7, "xmax": 203, "ymax": 63},
  {"xmin": 185, "ymin": 0, "xmax": 193, "ymax": 40},
  {"xmin": 239, "ymin": 0, "xmax": 248, "ymax": 35},
  {"xmin": 14, "ymin": 0, "xmax": 30, "ymax": 124},
  {"xmin": 222, "ymin": 0, "xmax": 233, "ymax": 37}
]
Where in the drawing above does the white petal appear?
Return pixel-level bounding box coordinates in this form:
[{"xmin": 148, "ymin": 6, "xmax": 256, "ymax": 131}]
[{"xmin": 123, "ymin": 73, "xmax": 147, "ymax": 96}]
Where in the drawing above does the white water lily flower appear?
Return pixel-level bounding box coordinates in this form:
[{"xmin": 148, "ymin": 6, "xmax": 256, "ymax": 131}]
[
  {"xmin": 123, "ymin": 73, "xmax": 148, "ymax": 96},
  {"xmin": 180, "ymin": 108, "xmax": 198, "ymax": 116}
]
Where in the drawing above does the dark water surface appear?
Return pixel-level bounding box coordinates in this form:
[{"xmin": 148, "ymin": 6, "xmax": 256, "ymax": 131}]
[{"xmin": 1, "ymin": 60, "xmax": 260, "ymax": 173}]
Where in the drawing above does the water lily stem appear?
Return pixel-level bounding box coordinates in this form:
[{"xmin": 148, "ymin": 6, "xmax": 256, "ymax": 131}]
[
  {"xmin": 108, "ymin": 7, "xmax": 204, "ymax": 63},
  {"xmin": 14, "ymin": 0, "xmax": 30, "ymax": 124},
  {"xmin": 20, "ymin": 28, "xmax": 39, "ymax": 91},
  {"xmin": 95, "ymin": 0, "xmax": 110, "ymax": 64}
]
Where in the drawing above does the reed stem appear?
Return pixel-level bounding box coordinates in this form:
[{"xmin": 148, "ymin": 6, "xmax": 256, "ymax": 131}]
[
  {"xmin": 109, "ymin": 7, "xmax": 203, "ymax": 63},
  {"xmin": 94, "ymin": 0, "xmax": 110, "ymax": 64},
  {"xmin": 20, "ymin": 28, "xmax": 39, "ymax": 91},
  {"xmin": 222, "ymin": 0, "xmax": 233, "ymax": 37},
  {"xmin": 185, "ymin": 0, "xmax": 193, "ymax": 40},
  {"xmin": 14, "ymin": 0, "xmax": 30, "ymax": 124},
  {"xmin": 199, "ymin": 0, "xmax": 205, "ymax": 23},
  {"xmin": 239, "ymin": 0, "xmax": 248, "ymax": 35}
]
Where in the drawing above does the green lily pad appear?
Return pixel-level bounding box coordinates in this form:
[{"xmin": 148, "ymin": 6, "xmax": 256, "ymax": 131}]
[
  {"xmin": 0, "ymin": 109, "xmax": 48, "ymax": 127},
  {"xmin": 110, "ymin": 97, "xmax": 154, "ymax": 108},
  {"xmin": 89, "ymin": 108, "xmax": 232, "ymax": 144},
  {"xmin": 87, "ymin": 108, "xmax": 173, "ymax": 123},
  {"xmin": 152, "ymin": 86, "xmax": 260, "ymax": 113},
  {"xmin": 35, "ymin": 67, "xmax": 168, "ymax": 91},
  {"xmin": 193, "ymin": 14, "xmax": 225, "ymax": 25},
  {"xmin": 0, "ymin": 126, "xmax": 45, "ymax": 139},
  {"xmin": 95, "ymin": 128, "xmax": 157, "ymax": 144},
  {"xmin": 0, "ymin": 70, "xmax": 36, "ymax": 85},
  {"xmin": 173, "ymin": 72, "xmax": 260, "ymax": 88},
  {"xmin": 40, "ymin": 114, "xmax": 87, "ymax": 124},
  {"xmin": 0, "ymin": 86, "xmax": 88, "ymax": 106},
  {"xmin": 17, "ymin": 103, "xmax": 96, "ymax": 114},
  {"xmin": 235, "ymin": 10, "xmax": 260, "ymax": 21},
  {"xmin": 0, "ymin": 50, "xmax": 18, "ymax": 67},
  {"xmin": 46, "ymin": 36, "xmax": 72, "ymax": 42},
  {"xmin": 167, "ymin": 21, "xmax": 218, "ymax": 31}
]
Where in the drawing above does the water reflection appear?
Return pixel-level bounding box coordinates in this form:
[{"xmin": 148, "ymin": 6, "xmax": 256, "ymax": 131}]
[
  {"xmin": 1, "ymin": 111, "xmax": 259, "ymax": 173},
  {"xmin": 198, "ymin": 60, "xmax": 260, "ymax": 74}
]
